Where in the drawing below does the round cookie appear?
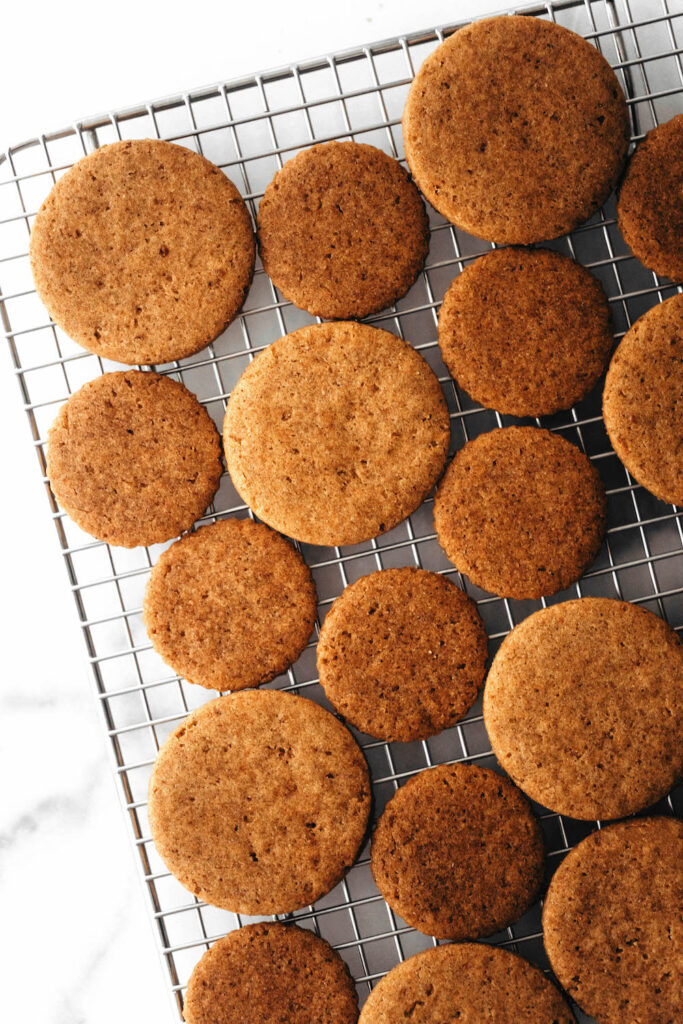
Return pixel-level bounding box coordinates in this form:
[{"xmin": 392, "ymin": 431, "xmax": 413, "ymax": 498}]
[
  {"xmin": 438, "ymin": 247, "xmax": 613, "ymax": 417},
  {"xmin": 617, "ymin": 114, "xmax": 683, "ymax": 282},
  {"xmin": 603, "ymin": 293, "xmax": 683, "ymax": 506},
  {"xmin": 544, "ymin": 817, "xmax": 683, "ymax": 1024},
  {"xmin": 143, "ymin": 518, "xmax": 317, "ymax": 691},
  {"xmin": 183, "ymin": 922, "xmax": 358, "ymax": 1024},
  {"xmin": 258, "ymin": 141, "xmax": 429, "ymax": 319},
  {"xmin": 433, "ymin": 426, "xmax": 606, "ymax": 599},
  {"xmin": 148, "ymin": 690, "xmax": 371, "ymax": 914},
  {"xmin": 484, "ymin": 598, "xmax": 683, "ymax": 820},
  {"xmin": 402, "ymin": 16, "xmax": 629, "ymax": 244},
  {"xmin": 359, "ymin": 943, "xmax": 575, "ymax": 1024},
  {"xmin": 46, "ymin": 370, "xmax": 222, "ymax": 547},
  {"xmin": 224, "ymin": 322, "xmax": 450, "ymax": 547},
  {"xmin": 317, "ymin": 567, "xmax": 487, "ymax": 742},
  {"xmin": 30, "ymin": 139, "xmax": 254, "ymax": 364},
  {"xmin": 370, "ymin": 762, "xmax": 544, "ymax": 940}
]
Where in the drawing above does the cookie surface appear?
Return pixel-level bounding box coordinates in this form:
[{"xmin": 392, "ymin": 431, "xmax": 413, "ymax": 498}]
[
  {"xmin": 46, "ymin": 370, "xmax": 222, "ymax": 547},
  {"xmin": 359, "ymin": 943, "xmax": 575, "ymax": 1024},
  {"xmin": 143, "ymin": 518, "xmax": 317, "ymax": 691},
  {"xmin": 148, "ymin": 690, "xmax": 371, "ymax": 914},
  {"xmin": 317, "ymin": 567, "xmax": 487, "ymax": 742},
  {"xmin": 30, "ymin": 139, "xmax": 254, "ymax": 364},
  {"xmin": 603, "ymin": 293, "xmax": 683, "ymax": 506},
  {"xmin": 258, "ymin": 141, "xmax": 429, "ymax": 319},
  {"xmin": 370, "ymin": 763, "xmax": 544, "ymax": 939},
  {"xmin": 544, "ymin": 817, "xmax": 683, "ymax": 1024},
  {"xmin": 403, "ymin": 16, "xmax": 629, "ymax": 243},
  {"xmin": 183, "ymin": 922, "xmax": 358, "ymax": 1024},
  {"xmin": 438, "ymin": 247, "xmax": 613, "ymax": 416},
  {"xmin": 224, "ymin": 322, "xmax": 450, "ymax": 547},
  {"xmin": 617, "ymin": 114, "xmax": 683, "ymax": 282},
  {"xmin": 433, "ymin": 426, "xmax": 606, "ymax": 599}
]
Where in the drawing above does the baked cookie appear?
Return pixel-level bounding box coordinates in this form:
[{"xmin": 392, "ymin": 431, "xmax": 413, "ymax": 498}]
[
  {"xmin": 224, "ymin": 322, "xmax": 450, "ymax": 547},
  {"xmin": 258, "ymin": 141, "xmax": 429, "ymax": 319},
  {"xmin": 370, "ymin": 762, "xmax": 544, "ymax": 939},
  {"xmin": 438, "ymin": 247, "xmax": 613, "ymax": 417},
  {"xmin": 317, "ymin": 567, "xmax": 487, "ymax": 742},
  {"xmin": 46, "ymin": 370, "xmax": 222, "ymax": 547},
  {"xmin": 433, "ymin": 426, "xmax": 606, "ymax": 599},
  {"xmin": 617, "ymin": 114, "xmax": 683, "ymax": 282},
  {"xmin": 183, "ymin": 922, "xmax": 358, "ymax": 1024},
  {"xmin": 148, "ymin": 690, "xmax": 370, "ymax": 914},
  {"xmin": 603, "ymin": 293, "xmax": 683, "ymax": 506},
  {"xmin": 30, "ymin": 139, "xmax": 254, "ymax": 364},
  {"xmin": 544, "ymin": 817, "xmax": 683, "ymax": 1024},
  {"xmin": 143, "ymin": 518, "xmax": 317, "ymax": 691},
  {"xmin": 402, "ymin": 16, "xmax": 629, "ymax": 243},
  {"xmin": 358, "ymin": 943, "xmax": 575, "ymax": 1024}
]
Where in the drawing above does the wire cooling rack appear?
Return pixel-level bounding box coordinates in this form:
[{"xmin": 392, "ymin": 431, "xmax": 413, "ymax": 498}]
[{"xmin": 1, "ymin": 0, "xmax": 682, "ymax": 1020}]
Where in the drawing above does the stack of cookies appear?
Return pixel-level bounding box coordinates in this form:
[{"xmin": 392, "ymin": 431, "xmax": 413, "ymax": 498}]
[{"xmin": 29, "ymin": 13, "xmax": 681, "ymax": 1024}]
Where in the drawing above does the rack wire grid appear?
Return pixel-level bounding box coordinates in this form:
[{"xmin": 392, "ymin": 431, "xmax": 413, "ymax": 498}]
[{"xmin": 1, "ymin": 0, "xmax": 682, "ymax": 1020}]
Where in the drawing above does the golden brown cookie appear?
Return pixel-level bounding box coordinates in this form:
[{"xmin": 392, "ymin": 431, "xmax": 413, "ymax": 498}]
[
  {"xmin": 433, "ymin": 426, "xmax": 606, "ymax": 599},
  {"xmin": 143, "ymin": 518, "xmax": 317, "ymax": 691},
  {"xmin": 183, "ymin": 922, "xmax": 358, "ymax": 1024},
  {"xmin": 257, "ymin": 141, "xmax": 429, "ymax": 319},
  {"xmin": 358, "ymin": 943, "xmax": 575, "ymax": 1024},
  {"xmin": 403, "ymin": 16, "xmax": 629, "ymax": 243},
  {"xmin": 617, "ymin": 114, "xmax": 683, "ymax": 282},
  {"xmin": 544, "ymin": 817, "xmax": 683, "ymax": 1024},
  {"xmin": 370, "ymin": 763, "xmax": 544, "ymax": 940},
  {"xmin": 603, "ymin": 293, "xmax": 683, "ymax": 506},
  {"xmin": 224, "ymin": 322, "xmax": 450, "ymax": 547},
  {"xmin": 30, "ymin": 139, "xmax": 254, "ymax": 364},
  {"xmin": 46, "ymin": 370, "xmax": 222, "ymax": 547},
  {"xmin": 438, "ymin": 247, "xmax": 613, "ymax": 417},
  {"xmin": 317, "ymin": 567, "xmax": 487, "ymax": 742},
  {"xmin": 484, "ymin": 598, "xmax": 683, "ymax": 820},
  {"xmin": 148, "ymin": 690, "xmax": 370, "ymax": 914}
]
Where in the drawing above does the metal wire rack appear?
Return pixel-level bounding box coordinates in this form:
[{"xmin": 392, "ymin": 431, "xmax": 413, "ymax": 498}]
[{"xmin": 1, "ymin": 0, "xmax": 682, "ymax": 1020}]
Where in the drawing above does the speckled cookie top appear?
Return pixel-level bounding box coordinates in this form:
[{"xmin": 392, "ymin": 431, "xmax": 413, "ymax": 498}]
[
  {"xmin": 30, "ymin": 139, "xmax": 255, "ymax": 364},
  {"xmin": 148, "ymin": 690, "xmax": 371, "ymax": 915},
  {"xmin": 143, "ymin": 518, "xmax": 317, "ymax": 691},
  {"xmin": 223, "ymin": 322, "xmax": 450, "ymax": 547},
  {"xmin": 433, "ymin": 426, "xmax": 606, "ymax": 599},
  {"xmin": 370, "ymin": 762, "xmax": 544, "ymax": 940},
  {"xmin": 438, "ymin": 247, "xmax": 613, "ymax": 417},
  {"xmin": 402, "ymin": 16, "xmax": 629, "ymax": 243},
  {"xmin": 257, "ymin": 141, "xmax": 429, "ymax": 320},
  {"xmin": 543, "ymin": 817, "xmax": 683, "ymax": 1024},
  {"xmin": 46, "ymin": 370, "xmax": 222, "ymax": 548}
]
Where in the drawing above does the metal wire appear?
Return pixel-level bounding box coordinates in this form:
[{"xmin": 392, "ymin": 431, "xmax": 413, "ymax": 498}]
[{"xmin": 1, "ymin": 0, "xmax": 681, "ymax": 1019}]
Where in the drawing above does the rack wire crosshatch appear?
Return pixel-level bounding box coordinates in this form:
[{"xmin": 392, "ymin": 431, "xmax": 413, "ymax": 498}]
[{"xmin": 1, "ymin": 0, "xmax": 682, "ymax": 1020}]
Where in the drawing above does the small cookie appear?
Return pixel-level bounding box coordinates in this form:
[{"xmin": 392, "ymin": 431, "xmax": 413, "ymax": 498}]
[
  {"xmin": 603, "ymin": 293, "xmax": 683, "ymax": 506},
  {"xmin": 148, "ymin": 690, "xmax": 371, "ymax": 914},
  {"xmin": 484, "ymin": 598, "xmax": 683, "ymax": 820},
  {"xmin": 438, "ymin": 247, "xmax": 613, "ymax": 417},
  {"xmin": 224, "ymin": 322, "xmax": 450, "ymax": 547},
  {"xmin": 370, "ymin": 763, "xmax": 544, "ymax": 939},
  {"xmin": 30, "ymin": 139, "xmax": 254, "ymax": 364},
  {"xmin": 183, "ymin": 922, "xmax": 358, "ymax": 1024},
  {"xmin": 143, "ymin": 518, "xmax": 317, "ymax": 691},
  {"xmin": 617, "ymin": 114, "xmax": 683, "ymax": 282},
  {"xmin": 317, "ymin": 567, "xmax": 487, "ymax": 742},
  {"xmin": 544, "ymin": 817, "xmax": 683, "ymax": 1024},
  {"xmin": 359, "ymin": 943, "xmax": 575, "ymax": 1024},
  {"xmin": 433, "ymin": 426, "xmax": 606, "ymax": 599},
  {"xmin": 402, "ymin": 16, "xmax": 629, "ymax": 243},
  {"xmin": 258, "ymin": 141, "xmax": 429, "ymax": 319},
  {"xmin": 46, "ymin": 370, "xmax": 222, "ymax": 547}
]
